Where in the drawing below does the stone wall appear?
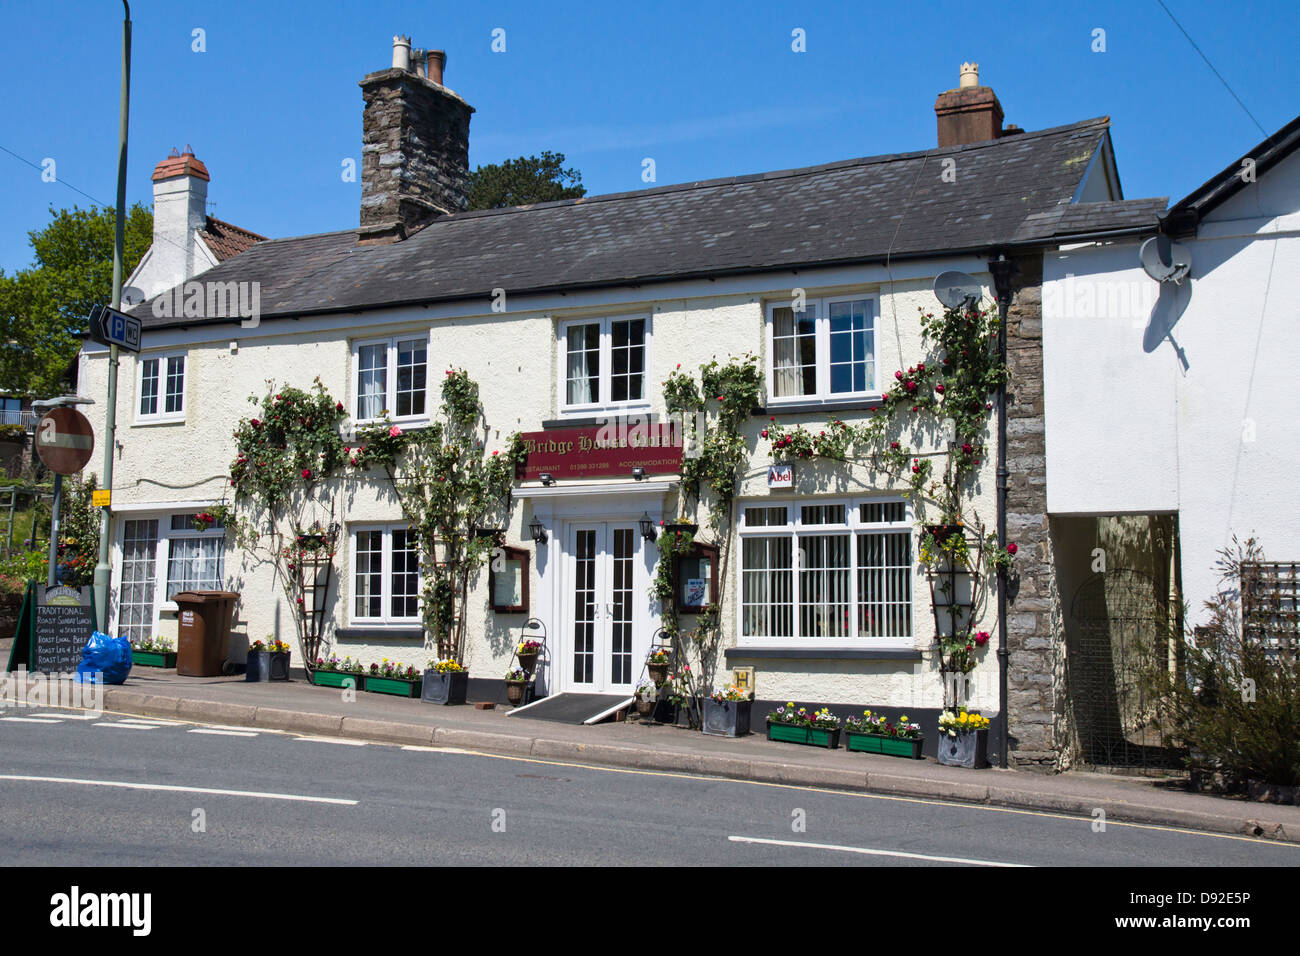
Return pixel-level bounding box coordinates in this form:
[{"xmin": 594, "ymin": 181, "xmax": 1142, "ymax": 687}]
[
  {"xmin": 358, "ymin": 68, "xmax": 473, "ymax": 242},
  {"xmin": 1005, "ymin": 255, "xmax": 1065, "ymax": 769}
]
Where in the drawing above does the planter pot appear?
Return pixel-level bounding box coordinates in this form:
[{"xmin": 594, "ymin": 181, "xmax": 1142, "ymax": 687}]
[
  {"xmin": 312, "ymin": 670, "xmax": 363, "ymax": 690},
  {"xmin": 702, "ymin": 698, "xmax": 752, "ymax": 737},
  {"xmin": 246, "ymin": 650, "xmax": 290, "ymax": 682},
  {"xmin": 365, "ymin": 675, "xmax": 422, "ymax": 698},
  {"xmin": 766, "ymin": 720, "xmax": 840, "ymax": 749},
  {"xmin": 133, "ymin": 650, "xmax": 176, "ymax": 668},
  {"xmin": 505, "ymin": 680, "xmax": 528, "ymax": 706},
  {"xmin": 651, "ymin": 699, "xmax": 678, "ymax": 724},
  {"xmin": 635, "ymin": 697, "xmax": 656, "ymax": 717},
  {"xmin": 421, "ymin": 669, "xmax": 469, "ymax": 705},
  {"xmin": 930, "ymin": 572, "xmax": 975, "ymax": 607},
  {"xmin": 936, "ymin": 728, "xmax": 988, "ymax": 768},
  {"xmin": 845, "ymin": 731, "xmax": 924, "ymax": 759},
  {"xmin": 647, "ymin": 661, "xmax": 670, "ymax": 684},
  {"xmin": 516, "ymin": 651, "xmax": 539, "ymax": 675}
]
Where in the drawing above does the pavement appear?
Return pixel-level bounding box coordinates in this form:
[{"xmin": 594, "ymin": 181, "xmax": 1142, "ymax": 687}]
[{"xmin": 10, "ymin": 662, "xmax": 1294, "ymax": 847}]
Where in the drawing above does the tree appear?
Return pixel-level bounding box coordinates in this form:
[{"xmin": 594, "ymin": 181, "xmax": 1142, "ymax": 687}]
[
  {"xmin": 466, "ymin": 151, "xmax": 586, "ymax": 210},
  {"xmin": 0, "ymin": 203, "xmax": 153, "ymax": 397}
]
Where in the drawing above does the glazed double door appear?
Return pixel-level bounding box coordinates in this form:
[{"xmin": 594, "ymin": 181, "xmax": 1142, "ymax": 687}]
[{"xmin": 566, "ymin": 523, "xmax": 639, "ymax": 694}]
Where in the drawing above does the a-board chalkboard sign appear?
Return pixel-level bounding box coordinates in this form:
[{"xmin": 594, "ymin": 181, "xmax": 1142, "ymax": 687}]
[{"xmin": 5, "ymin": 583, "xmax": 97, "ymax": 674}]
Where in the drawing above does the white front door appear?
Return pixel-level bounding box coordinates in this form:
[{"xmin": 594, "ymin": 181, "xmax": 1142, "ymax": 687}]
[{"xmin": 566, "ymin": 522, "xmax": 639, "ymax": 694}]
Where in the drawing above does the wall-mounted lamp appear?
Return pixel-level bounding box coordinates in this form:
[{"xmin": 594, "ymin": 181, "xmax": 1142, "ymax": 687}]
[
  {"xmin": 528, "ymin": 516, "xmax": 548, "ymax": 545},
  {"xmin": 539, "ymin": 473, "xmax": 555, "ymax": 486},
  {"xmin": 639, "ymin": 511, "xmax": 657, "ymax": 542},
  {"xmin": 631, "ymin": 467, "xmax": 646, "ymax": 481}
]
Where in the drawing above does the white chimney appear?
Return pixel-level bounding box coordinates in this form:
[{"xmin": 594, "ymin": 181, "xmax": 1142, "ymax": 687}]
[
  {"xmin": 143, "ymin": 145, "xmax": 210, "ymax": 299},
  {"xmin": 392, "ymin": 35, "xmax": 411, "ymax": 71}
]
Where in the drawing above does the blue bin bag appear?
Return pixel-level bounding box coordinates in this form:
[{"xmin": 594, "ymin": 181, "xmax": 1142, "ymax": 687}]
[{"xmin": 75, "ymin": 631, "xmax": 133, "ymax": 684}]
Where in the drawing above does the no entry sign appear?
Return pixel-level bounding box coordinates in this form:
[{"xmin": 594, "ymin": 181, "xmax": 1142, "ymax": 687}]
[{"xmin": 35, "ymin": 408, "xmax": 95, "ymax": 475}]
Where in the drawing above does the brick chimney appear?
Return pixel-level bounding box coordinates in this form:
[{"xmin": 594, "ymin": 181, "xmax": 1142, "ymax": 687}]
[
  {"xmin": 934, "ymin": 63, "xmax": 1005, "ymax": 147},
  {"xmin": 357, "ymin": 36, "xmax": 473, "ymax": 245}
]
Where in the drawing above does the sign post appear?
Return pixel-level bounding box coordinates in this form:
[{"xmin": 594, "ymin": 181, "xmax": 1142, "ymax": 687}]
[{"xmin": 33, "ymin": 405, "xmax": 95, "ymax": 589}]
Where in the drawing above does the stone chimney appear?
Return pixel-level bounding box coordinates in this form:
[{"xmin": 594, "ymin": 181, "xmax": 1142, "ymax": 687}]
[
  {"xmin": 934, "ymin": 63, "xmax": 1006, "ymax": 147},
  {"xmin": 358, "ymin": 36, "xmax": 473, "ymax": 245},
  {"xmin": 147, "ymin": 145, "xmax": 210, "ymax": 291}
]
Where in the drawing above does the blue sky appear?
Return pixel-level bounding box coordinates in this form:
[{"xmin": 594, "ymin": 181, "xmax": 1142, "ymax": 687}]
[{"xmin": 1, "ymin": 0, "xmax": 1296, "ymax": 273}]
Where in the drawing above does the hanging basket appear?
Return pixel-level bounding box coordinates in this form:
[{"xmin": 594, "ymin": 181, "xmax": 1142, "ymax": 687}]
[{"xmin": 516, "ymin": 650, "xmax": 539, "ymax": 674}]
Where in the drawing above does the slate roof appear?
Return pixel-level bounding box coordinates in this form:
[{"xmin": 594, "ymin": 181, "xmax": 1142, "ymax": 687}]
[
  {"xmin": 1012, "ymin": 197, "xmax": 1167, "ymax": 242},
  {"xmin": 137, "ymin": 116, "xmax": 1154, "ymax": 330},
  {"xmin": 199, "ymin": 216, "xmax": 266, "ymax": 262}
]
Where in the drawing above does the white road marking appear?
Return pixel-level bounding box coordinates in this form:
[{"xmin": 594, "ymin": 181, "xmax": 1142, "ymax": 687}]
[
  {"xmin": 189, "ymin": 728, "xmax": 257, "ymax": 738},
  {"xmin": 728, "ymin": 835, "xmax": 1031, "ymax": 867},
  {"xmin": 198, "ymin": 724, "xmax": 273, "ymax": 733},
  {"xmin": 0, "ymin": 774, "xmax": 358, "ymax": 806},
  {"xmin": 0, "ymin": 716, "xmax": 61, "ymax": 724},
  {"xmin": 401, "ymin": 746, "xmax": 475, "ymax": 754},
  {"xmin": 115, "ymin": 717, "xmax": 184, "ymax": 726},
  {"xmin": 93, "ymin": 722, "xmax": 158, "ymax": 730},
  {"xmin": 294, "ymin": 736, "xmax": 366, "ymax": 746},
  {"xmin": 33, "ymin": 711, "xmax": 101, "ymax": 720}
]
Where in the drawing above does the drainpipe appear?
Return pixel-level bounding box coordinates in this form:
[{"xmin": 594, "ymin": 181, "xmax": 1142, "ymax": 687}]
[{"xmin": 988, "ymin": 252, "xmax": 1017, "ymax": 769}]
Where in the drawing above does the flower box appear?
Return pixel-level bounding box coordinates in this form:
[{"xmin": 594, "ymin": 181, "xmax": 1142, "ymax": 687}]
[
  {"xmin": 937, "ymin": 728, "xmax": 988, "ymax": 768},
  {"xmin": 312, "ymin": 670, "xmax": 363, "ymax": 690},
  {"xmin": 925, "ymin": 524, "xmax": 964, "ymax": 542},
  {"xmin": 421, "ymin": 669, "xmax": 469, "ymax": 705},
  {"xmin": 246, "ymin": 650, "xmax": 291, "ymax": 682},
  {"xmin": 663, "ymin": 523, "xmax": 698, "ymax": 537},
  {"xmin": 365, "ymin": 675, "xmax": 422, "ymax": 698},
  {"xmin": 766, "ymin": 720, "xmax": 840, "ymax": 749},
  {"xmin": 133, "ymin": 650, "xmax": 176, "ymax": 668},
  {"xmin": 702, "ymin": 698, "xmax": 752, "ymax": 738},
  {"xmin": 845, "ymin": 731, "xmax": 924, "ymax": 759}
]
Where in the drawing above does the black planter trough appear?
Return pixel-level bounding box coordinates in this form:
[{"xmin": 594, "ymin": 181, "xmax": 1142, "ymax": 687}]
[
  {"xmin": 246, "ymin": 650, "xmax": 291, "ymax": 682},
  {"xmin": 421, "ymin": 670, "xmax": 469, "ymax": 705}
]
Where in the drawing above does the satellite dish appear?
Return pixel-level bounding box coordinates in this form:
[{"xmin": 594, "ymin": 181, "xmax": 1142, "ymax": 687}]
[
  {"xmin": 933, "ymin": 270, "xmax": 982, "ymax": 310},
  {"xmin": 1140, "ymin": 235, "xmax": 1192, "ymax": 284},
  {"xmin": 121, "ymin": 286, "xmax": 145, "ymax": 307}
]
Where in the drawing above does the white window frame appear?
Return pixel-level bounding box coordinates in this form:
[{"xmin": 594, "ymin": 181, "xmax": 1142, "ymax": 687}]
[
  {"xmin": 134, "ymin": 350, "xmax": 187, "ymax": 424},
  {"xmin": 349, "ymin": 524, "xmax": 422, "ymax": 627},
  {"xmin": 735, "ymin": 496, "xmax": 913, "ymax": 649},
  {"xmin": 111, "ymin": 508, "xmax": 226, "ymax": 638},
  {"xmin": 765, "ymin": 294, "xmax": 879, "ymax": 405},
  {"xmin": 556, "ymin": 314, "xmax": 653, "ymax": 416},
  {"xmin": 352, "ymin": 333, "xmax": 431, "ymax": 426}
]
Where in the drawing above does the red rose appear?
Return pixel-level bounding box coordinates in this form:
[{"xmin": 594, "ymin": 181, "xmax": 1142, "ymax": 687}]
[
  {"xmin": 894, "ymin": 371, "xmax": 903, "ymax": 380},
  {"xmin": 250, "ymin": 419, "xmax": 260, "ymax": 427},
  {"xmin": 301, "ymin": 468, "xmax": 312, "ymax": 479},
  {"xmin": 934, "ymin": 383, "xmax": 945, "ymax": 393},
  {"xmin": 761, "ymin": 429, "xmax": 768, "ymax": 438},
  {"xmin": 335, "ymin": 402, "xmax": 344, "ymax": 412},
  {"xmin": 961, "ymin": 442, "xmax": 973, "ymax": 454},
  {"xmin": 1007, "ymin": 543, "xmax": 1018, "ymax": 555},
  {"xmin": 492, "ymin": 450, "xmax": 499, "ymax": 456},
  {"xmin": 890, "ymin": 441, "xmax": 899, "ymax": 449}
]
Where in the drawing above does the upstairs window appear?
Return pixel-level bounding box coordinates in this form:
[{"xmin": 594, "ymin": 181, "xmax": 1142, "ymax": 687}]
[
  {"xmin": 137, "ymin": 352, "xmax": 186, "ymax": 422},
  {"xmin": 559, "ymin": 316, "xmax": 651, "ymax": 412},
  {"xmin": 354, "ymin": 336, "xmax": 428, "ymax": 423},
  {"xmin": 767, "ymin": 295, "xmax": 877, "ymax": 404}
]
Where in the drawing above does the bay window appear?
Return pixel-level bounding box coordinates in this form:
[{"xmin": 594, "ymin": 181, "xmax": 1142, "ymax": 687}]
[
  {"xmin": 767, "ymin": 295, "xmax": 877, "ymax": 404},
  {"xmin": 739, "ymin": 498, "xmax": 912, "ymax": 645}
]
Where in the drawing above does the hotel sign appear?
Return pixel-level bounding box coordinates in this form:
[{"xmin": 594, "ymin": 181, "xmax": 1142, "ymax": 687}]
[{"xmin": 517, "ymin": 422, "xmax": 683, "ymax": 481}]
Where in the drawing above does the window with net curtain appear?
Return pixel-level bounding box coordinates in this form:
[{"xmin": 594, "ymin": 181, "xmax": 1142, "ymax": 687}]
[
  {"xmin": 563, "ymin": 317, "xmax": 647, "ymax": 407},
  {"xmin": 165, "ymin": 514, "xmax": 225, "ymax": 599},
  {"xmin": 770, "ymin": 297, "xmax": 875, "ymax": 400}
]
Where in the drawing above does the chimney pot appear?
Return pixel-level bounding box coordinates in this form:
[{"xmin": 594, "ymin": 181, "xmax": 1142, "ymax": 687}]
[
  {"xmin": 392, "ymin": 35, "xmax": 411, "ymax": 71},
  {"xmin": 959, "ymin": 62, "xmax": 979, "ymax": 89}
]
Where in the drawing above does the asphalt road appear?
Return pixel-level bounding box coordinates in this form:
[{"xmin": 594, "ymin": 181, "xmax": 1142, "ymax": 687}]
[{"xmin": 1, "ymin": 707, "xmax": 1297, "ymax": 867}]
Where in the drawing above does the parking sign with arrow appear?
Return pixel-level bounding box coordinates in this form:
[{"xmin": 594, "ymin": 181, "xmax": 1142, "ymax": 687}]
[{"xmin": 87, "ymin": 303, "xmax": 141, "ymax": 353}]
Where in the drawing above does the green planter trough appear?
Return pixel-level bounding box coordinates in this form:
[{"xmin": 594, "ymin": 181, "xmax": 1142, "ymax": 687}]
[
  {"xmin": 766, "ymin": 720, "xmax": 840, "ymax": 749},
  {"xmin": 845, "ymin": 731, "xmax": 924, "ymax": 759},
  {"xmin": 133, "ymin": 650, "xmax": 176, "ymax": 668},
  {"xmin": 365, "ymin": 676, "xmax": 422, "ymax": 698},
  {"xmin": 312, "ymin": 670, "xmax": 363, "ymax": 690}
]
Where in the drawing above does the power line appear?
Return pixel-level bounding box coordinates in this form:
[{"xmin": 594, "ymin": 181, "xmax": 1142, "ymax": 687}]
[{"xmin": 1155, "ymin": 0, "xmax": 1268, "ymax": 138}]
